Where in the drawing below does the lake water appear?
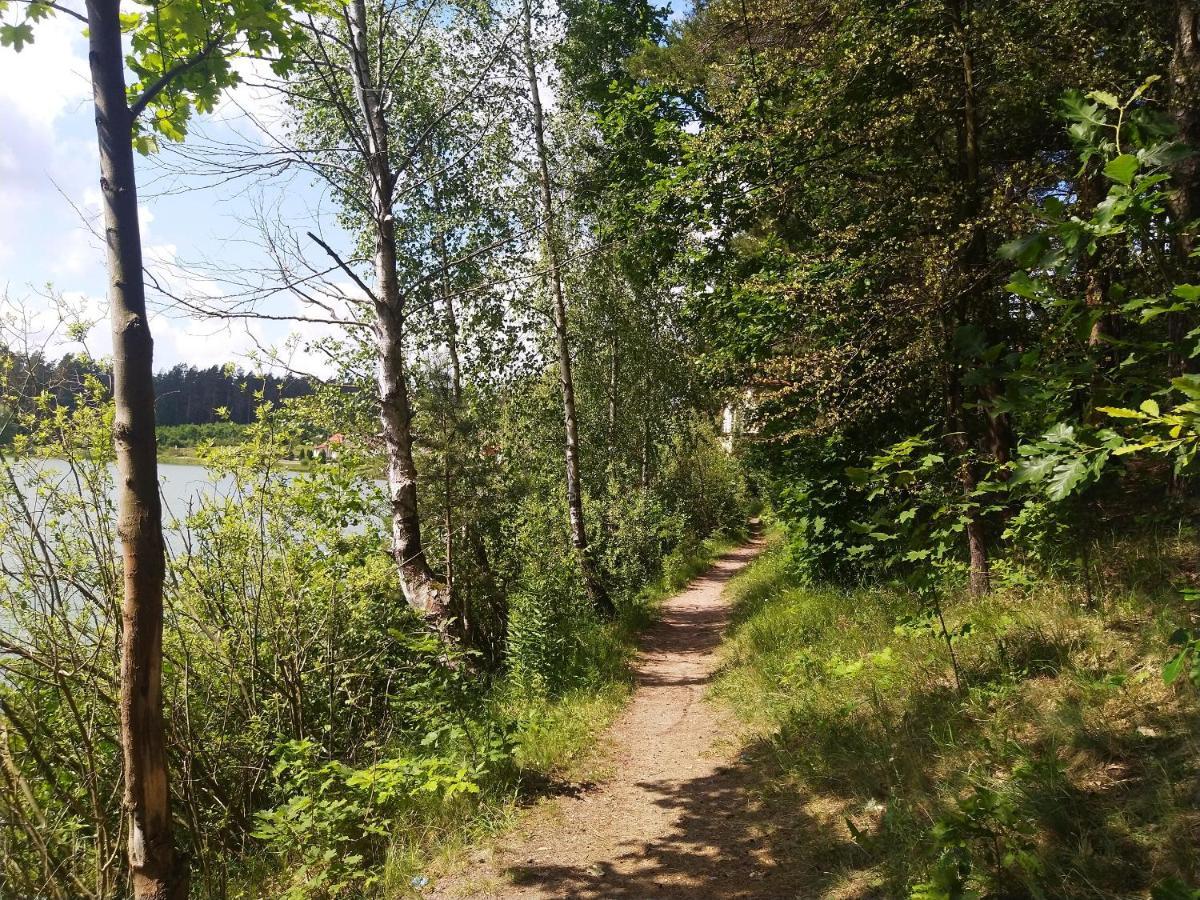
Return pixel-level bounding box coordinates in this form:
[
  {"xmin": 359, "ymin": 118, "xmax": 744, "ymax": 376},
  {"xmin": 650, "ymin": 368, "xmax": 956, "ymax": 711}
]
[
  {"xmin": 4, "ymin": 459, "xmax": 302, "ymax": 570},
  {"xmin": 27, "ymin": 458, "xmax": 275, "ymax": 520},
  {"xmin": 1, "ymin": 460, "xmax": 243, "ymax": 630},
  {"xmin": 17, "ymin": 458, "xmax": 382, "ymax": 540}
]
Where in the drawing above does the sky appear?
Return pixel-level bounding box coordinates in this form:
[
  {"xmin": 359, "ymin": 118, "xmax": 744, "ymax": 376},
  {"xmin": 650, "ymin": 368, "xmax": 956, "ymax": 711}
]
[
  {"xmin": 0, "ymin": 14, "xmax": 346, "ymax": 375},
  {"xmin": 0, "ymin": 1, "xmax": 693, "ymax": 375}
]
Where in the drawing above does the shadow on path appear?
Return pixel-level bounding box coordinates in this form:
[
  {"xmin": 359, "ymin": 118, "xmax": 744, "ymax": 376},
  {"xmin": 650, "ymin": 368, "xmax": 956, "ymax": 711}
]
[
  {"xmin": 503, "ymin": 751, "xmax": 874, "ymax": 898},
  {"xmin": 485, "ymin": 539, "xmax": 880, "ymax": 898}
]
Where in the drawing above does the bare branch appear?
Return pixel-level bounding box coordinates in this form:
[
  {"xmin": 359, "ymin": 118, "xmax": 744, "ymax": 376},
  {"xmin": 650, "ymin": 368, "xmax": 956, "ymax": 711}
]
[{"xmin": 306, "ymin": 232, "xmax": 380, "ymax": 306}]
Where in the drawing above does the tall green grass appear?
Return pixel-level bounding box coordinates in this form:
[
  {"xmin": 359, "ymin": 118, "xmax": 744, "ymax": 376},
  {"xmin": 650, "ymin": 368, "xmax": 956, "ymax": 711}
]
[{"xmin": 714, "ymin": 532, "xmax": 1200, "ymax": 898}]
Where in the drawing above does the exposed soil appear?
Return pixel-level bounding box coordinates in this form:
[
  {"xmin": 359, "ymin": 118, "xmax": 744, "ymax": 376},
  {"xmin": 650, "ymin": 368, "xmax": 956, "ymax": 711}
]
[{"xmin": 428, "ymin": 537, "xmax": 868, "ymax": 899}]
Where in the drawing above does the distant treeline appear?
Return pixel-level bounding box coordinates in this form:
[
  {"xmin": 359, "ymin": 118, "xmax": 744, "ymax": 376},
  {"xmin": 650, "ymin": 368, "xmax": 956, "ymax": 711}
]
[
  {"xmin": 2, "ymin": 350, "xmax": 315, "ymax": 427},
  {"xmin": 156, "ymin": 422, "xmax": 249, "ymax": 449},
  {"xmin": 153, "ymin": 362, "xmax": 314, "ymax": 425}
]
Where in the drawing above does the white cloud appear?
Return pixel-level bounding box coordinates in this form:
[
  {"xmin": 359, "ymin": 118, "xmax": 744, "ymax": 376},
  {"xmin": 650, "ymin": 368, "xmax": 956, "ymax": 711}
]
[
  {"xmin": 0, "ymin": 15, "xmax": 99, "ymax": 288},
  {"xmin": 0, "ymin": 15, "xmax": 355, "ymax": 376},
  {"xmin": 0, "ymin": 15, "xmax": 90, "ymax": 133}
]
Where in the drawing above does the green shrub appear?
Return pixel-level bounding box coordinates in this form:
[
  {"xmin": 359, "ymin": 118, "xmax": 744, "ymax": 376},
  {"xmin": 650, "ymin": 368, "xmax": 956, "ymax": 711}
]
[{"xmin": 253, "ymin": 729, "xmax": 512, "ymax": 899}]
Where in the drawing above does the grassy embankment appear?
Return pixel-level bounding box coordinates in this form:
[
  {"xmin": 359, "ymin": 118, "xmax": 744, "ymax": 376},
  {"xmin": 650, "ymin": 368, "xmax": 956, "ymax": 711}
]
[
  {"xmin": 156, "ymin": 422, "xmax": 314, "ymax": 469},
  {"xmin": 238, "ymin": 528, "xmax": 745, "ymax": 898},
  {"xmin": 713, "ymin": 528, "xmax": 1200, "ymax": 898}
]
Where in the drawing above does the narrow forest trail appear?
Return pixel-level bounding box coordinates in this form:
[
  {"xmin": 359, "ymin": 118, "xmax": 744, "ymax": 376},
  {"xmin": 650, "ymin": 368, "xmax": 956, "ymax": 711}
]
[{"xmin": 429, "ymin": 535, "xmax": 857, "ymax": 899}]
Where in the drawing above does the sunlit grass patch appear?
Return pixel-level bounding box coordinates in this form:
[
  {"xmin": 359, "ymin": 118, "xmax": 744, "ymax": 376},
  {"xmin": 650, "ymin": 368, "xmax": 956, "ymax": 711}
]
[{"xmin": 713, "ymin": 534, "xmax": 1200, "ymax": 898}]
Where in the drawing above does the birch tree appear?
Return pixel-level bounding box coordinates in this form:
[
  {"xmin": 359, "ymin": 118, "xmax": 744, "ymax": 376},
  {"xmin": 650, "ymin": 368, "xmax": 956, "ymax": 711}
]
[
  {"xmin": 520, "ymin": 0, "xmax": 614, "ymax": 617},
  {"xmin": 156, "ymin": 0, "xmax": 520, "ymax": 629}
]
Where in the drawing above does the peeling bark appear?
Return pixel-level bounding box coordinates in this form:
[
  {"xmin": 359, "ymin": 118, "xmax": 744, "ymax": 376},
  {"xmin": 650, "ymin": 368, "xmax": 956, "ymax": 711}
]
[{"xmin": 346, "ymin": 0, "xmax": 447, "ymax": 623}]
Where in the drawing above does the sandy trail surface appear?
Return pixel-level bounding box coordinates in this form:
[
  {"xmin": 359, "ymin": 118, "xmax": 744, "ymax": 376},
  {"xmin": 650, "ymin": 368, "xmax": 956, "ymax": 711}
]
[{"xmin": 428, "ymin": 537, "xmax": 854, "ymax": 899}]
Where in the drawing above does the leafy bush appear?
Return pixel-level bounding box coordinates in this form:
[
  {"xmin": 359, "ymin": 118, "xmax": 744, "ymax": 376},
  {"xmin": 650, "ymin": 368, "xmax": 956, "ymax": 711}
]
[{"xmin": 253, "ymin": 728, "xmax": 512, "ymax": 898}]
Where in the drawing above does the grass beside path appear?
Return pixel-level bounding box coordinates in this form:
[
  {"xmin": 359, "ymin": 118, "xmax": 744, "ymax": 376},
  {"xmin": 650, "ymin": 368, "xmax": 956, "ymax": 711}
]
[
  {"xmin": 382, "ymin": 528, "xmax": 749, "ymax": 896},
  {"xmin": 713, "ymin": 530, "xmax": 1200, "ymax": 899}
]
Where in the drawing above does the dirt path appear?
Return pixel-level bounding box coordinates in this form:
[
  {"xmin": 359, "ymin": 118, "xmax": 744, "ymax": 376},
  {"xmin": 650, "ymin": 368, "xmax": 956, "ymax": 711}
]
[{"xmin": 428, "ymin": 536, "xmax": 845, "ymax": 899}]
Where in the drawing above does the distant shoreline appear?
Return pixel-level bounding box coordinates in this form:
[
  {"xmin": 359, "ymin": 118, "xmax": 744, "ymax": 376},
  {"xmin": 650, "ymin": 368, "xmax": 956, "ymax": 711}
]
[
  {"xmin": 156, "ymin": 449, "xmax": 313, "ymax": 471},
  {"xmin": 4, "ymin": 448, "xmax": 315, "ymax": 473}
]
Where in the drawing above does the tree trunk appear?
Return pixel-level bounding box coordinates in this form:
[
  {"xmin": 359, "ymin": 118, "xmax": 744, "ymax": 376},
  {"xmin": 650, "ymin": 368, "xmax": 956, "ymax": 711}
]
[
  {"xmin": 640, "ymin": 415, "xmax": 651, "ymax": 488},
  {"xmin": 1170, "ymin": 0, "xmax": 1200, "ymax": 378},
  {"xmin": 443, "ymin": 417, "xmax": 457, "ymax": 622},
  {"xmin": 947, "ymin": 0, "xmax": 993, "ymax": 594},
  {"xmin": 85, "ymin": 1, "xmax": 185, "ymax": 896},
  {"xmin": 607, "ymin": 331, "xmax": 619, "ymax": 467},
  {"xmin": 442, "ymin": 265, "xmax": 464, "ymax": 405},
  {"xmin": 522, "ymin": 0, "xmax": 614, "ymax": 618},
  {"xmin": 346, "ymin": 0, "xmax": 447, "ymax": 623},
  {"xmin": 948, "ymin": 371, "xmax": 992, "ymax": 596}
]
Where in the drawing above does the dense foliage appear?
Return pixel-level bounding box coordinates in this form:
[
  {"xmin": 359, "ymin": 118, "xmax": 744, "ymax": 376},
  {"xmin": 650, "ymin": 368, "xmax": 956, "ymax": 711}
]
[
  {"xmin": 558, "ymin": 0, "xmax": 1200, "ymax": 895},
  {"xmin": 5, "ymin": 0, "xmax": 1200, "ymax": 895}
]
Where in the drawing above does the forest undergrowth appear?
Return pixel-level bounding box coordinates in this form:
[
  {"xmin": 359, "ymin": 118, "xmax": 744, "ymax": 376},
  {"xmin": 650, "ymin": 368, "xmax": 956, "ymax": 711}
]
[{"xmin": 716, "ymin": 526, "xmax": 1200, "ymax": 899}]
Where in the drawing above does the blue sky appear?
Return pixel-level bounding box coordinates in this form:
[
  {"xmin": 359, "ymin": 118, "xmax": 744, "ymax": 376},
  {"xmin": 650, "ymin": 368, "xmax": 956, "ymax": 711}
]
[
  {"xmin": 0, "ymin": 15, "xmax": 355, "ymax": 374},
  {"xmin": 0, "ymin": 1, "xmax": 693, "ymax": 373}
]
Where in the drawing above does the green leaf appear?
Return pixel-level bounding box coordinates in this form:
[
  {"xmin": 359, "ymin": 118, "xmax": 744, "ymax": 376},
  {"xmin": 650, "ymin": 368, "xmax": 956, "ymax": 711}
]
[
  {"xmin": 1173, "ymin": 375, "xmax": 1200, "ymax": 400},
  {"xmin": 1088, "ymin": 89, "xmax": 1120, "ymax": 109},
  {"xmin": 1012, "ymin": 455, "xmax": 1056, "ymax": 485},
  {"xmin": 1047, "ymin": 456, "xmax": 1089, "ymax": 501},
  {"xmin": 1164, "ymin": 645, "xmax": 1193, "ymax": 685},
  {"xmin": 1130, "ymin": 75, "xmax": 1162, "ymax": 102},
  {"xmin": 999, "ymin": 235, "xmax": 1049, "ymax": 267},
  {"xmin": 1140, "ymin": 399, "xmax": 1161, "ymax": 417},
  {"xmin": 0, "ymin": 21, "xmax": 34, "ymax": 50},
  {"xmin": 1006, "ymin": 271, "xmax": 1043, "ymax": 300},
  {"xmin": 1112, "ymin": 441, "xmax": 1158, "ymax": 456},
  {"xmin": 1104, "ymin": 154, "xmax": 1139, "ymax": 186},
  {"xmin": 1098, "ymin": 406, "xmax": 1147, "ymax": 419},
  {"xmin": 1043, "ymin": 422, "xmax": 1077, "ymax": 444}
]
